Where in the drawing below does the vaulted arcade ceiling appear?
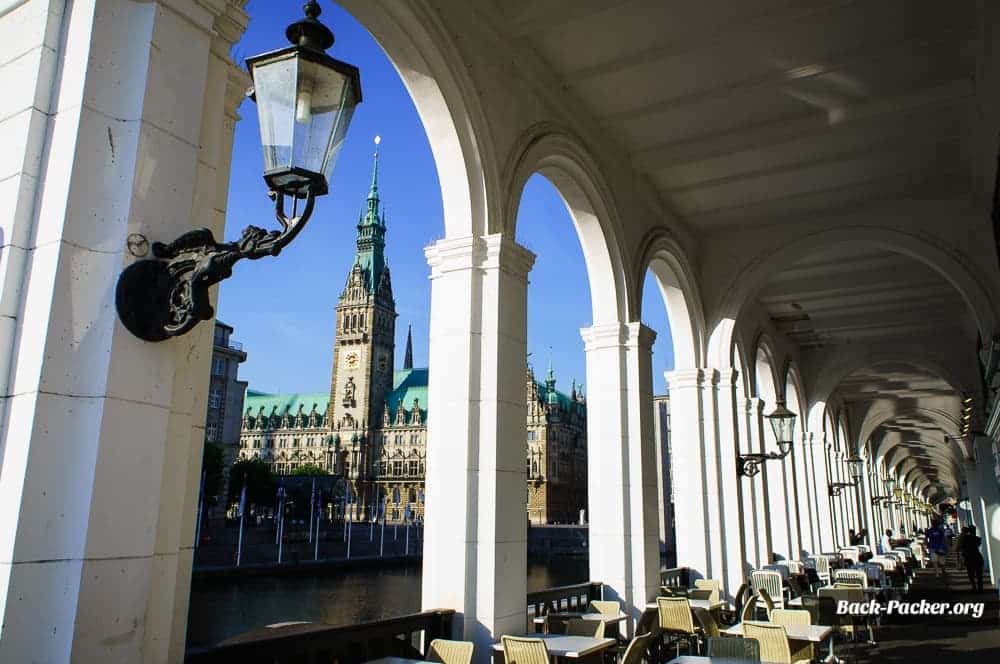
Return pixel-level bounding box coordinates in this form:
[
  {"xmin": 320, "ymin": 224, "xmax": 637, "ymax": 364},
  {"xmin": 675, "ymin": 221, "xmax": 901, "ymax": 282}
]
[{"xmin": 487, "ymin": 0, "xmax": 992, "ymax": 500}]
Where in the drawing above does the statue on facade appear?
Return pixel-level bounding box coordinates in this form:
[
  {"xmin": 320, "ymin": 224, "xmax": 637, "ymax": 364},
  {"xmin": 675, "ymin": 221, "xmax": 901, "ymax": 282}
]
[{"xmin": 343, "ymin": 376, "xmax": 356, "ymax": 407}]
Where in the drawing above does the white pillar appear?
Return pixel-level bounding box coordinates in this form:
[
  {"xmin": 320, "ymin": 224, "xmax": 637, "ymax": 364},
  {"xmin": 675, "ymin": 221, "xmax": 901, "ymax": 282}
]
[
  {"xmin": 792, "ymin": 432, "xmax": 813, "ymax": 556},
  {"xmin": 799, "ymin": 434, "xmax": 819, "ymax": 555},
  {"xmin": 666, "ymin": 370, "xmax": 711, "ymax": 576},
  {"xmin": 715, "ymin": 369, "xmax": 749, "ymax": 599},
  {"xmin": 747, "ymin": 398, "xmax": 772, "ymax": 565},
  {"xmin": 968, "ymin": 436, "xmax": 1000, "ymax": 587},
  {"xmin": 737, "ymin": 393, "xmax": 763, "ymax": 570},
  {"xmin": 813, "ymin": 442, "xmax": 836, "ymax": 552},
  {"xmin": 761, "ymin": 418, "xmax": 792, "ymax": 561},
  {"xmin": 422, "ymin": 235, "xmax": 535, "ymax": 657},
  {"xmin": 583, "ymin": 323, "xmax": 660, "ymax": 625},
  {"xmin": 667, "ymin": 368, "xmax": 748, "ymax": 598},
  {"xmin": 0, "ymin": 1, "xmax": 245, "ymax": 661},
  {"xmin": 623, "ymin": 323, "xmax": 663, "ymax": 618}
]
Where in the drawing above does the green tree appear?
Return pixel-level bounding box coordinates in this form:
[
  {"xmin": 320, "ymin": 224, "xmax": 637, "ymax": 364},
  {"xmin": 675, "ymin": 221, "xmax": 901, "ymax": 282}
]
[
  {"xmin": 201, "ymin": 440, "xmax": 225, "ymax": 505},
  {"xmin": 291, "ymin": 463, "xmax": 328, "ymax": 476},
  {"xmin": 228, "ymin": 458, "xmax": 277, "ymax": 508}
]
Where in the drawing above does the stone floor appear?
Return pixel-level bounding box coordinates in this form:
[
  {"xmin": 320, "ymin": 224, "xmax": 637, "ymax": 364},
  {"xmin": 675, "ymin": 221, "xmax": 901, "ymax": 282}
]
[{"xmin": 841, "ymin": 554, "xmax": 999, "ymax": 663}]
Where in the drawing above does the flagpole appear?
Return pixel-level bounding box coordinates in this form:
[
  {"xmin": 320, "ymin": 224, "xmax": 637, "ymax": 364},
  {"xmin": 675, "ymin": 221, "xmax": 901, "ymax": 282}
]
[
  {"xmin": 380, "ymin": 501, "xmax": 386, "ymax": 558},
  {"xmin": 346, "ymin": 504, "xmax": 353, "ymax": 559},
  {"xmin": 275, "ymin": 485, "xmax": 283, "ymax": 545},
  {"xmin": 308, "ymin": 477, "xmax": 316, "ymax": 544},
  {"xmin": 277, "ymin": 489, "xmax": 285, "ymax": 564},
  {"xmin": 194, "ymin": 470, "xmax": 206, "ymax": 549},
  {"xmin": 236, "ymin": 476, "xmax": 247, "ymax": 567},
  {"xmin": 314, "ymin": 488, "xmax": 322, "ymax": 561}
]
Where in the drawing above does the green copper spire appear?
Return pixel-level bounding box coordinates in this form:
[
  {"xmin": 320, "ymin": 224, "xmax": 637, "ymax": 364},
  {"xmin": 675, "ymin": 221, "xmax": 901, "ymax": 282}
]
[
  {"xmin": 367, "ymin": 135, "xmax": 380, "ymax": 201},
  {"xmin": 545, "ymin": 347, "xmax": 558, "ymax": 404},
  {"xmin": 355, "ymin": 136, "xmax": 386, "ymax": 293}
]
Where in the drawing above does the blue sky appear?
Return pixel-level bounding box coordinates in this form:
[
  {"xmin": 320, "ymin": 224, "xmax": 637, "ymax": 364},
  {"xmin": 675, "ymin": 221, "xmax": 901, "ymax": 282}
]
[{"xmin": 219, "ymin": 1, "xmax": 674, "ymax": 396}]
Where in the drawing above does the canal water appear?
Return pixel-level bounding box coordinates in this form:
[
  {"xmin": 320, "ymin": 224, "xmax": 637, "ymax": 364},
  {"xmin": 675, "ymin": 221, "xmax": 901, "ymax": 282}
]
[{"xmin": 186, "ymin": 558, "xmax": 589, "ymax": 649}]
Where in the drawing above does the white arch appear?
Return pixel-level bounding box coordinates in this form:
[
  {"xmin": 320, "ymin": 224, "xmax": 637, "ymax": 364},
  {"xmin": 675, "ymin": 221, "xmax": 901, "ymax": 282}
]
[
  {"xmin": 706, "ymin": 226, "xmax": 997, "ymax": 367},
  {"xmin": 636, "ymin": 230, "xmax": 706, "ymax": 369},
  {"xmin": 340, "ymin": 0, "xmax": 491, "ymax": 237},
  {"xmin": 503, "ymin": 125, "xmax": 631, "ymax": 324}
]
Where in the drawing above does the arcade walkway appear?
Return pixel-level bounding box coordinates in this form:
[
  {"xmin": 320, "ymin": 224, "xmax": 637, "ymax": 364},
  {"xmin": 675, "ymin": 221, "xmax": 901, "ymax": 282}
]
[{"xmin": 850, "ymin": 554, "xmax": 999, "ymax": 663}]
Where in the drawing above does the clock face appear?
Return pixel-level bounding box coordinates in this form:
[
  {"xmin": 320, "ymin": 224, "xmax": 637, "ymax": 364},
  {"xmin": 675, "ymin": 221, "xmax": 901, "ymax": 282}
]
[{"xmin": 346, "ymin": 352, "xmax": 359, "ymax": 369}]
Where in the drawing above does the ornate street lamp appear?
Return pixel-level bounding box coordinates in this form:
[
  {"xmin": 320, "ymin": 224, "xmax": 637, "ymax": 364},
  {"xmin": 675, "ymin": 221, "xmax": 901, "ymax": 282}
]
[
  {"xmin": 116, "ymin": 1, "xmax": 361, "ymax": 341},
  {"xmin": 737, "ymin": 400, "xmax": 797, "ymax": 477},
  {"xmin": 829, "ymin": 456, "xmax": 863, "ymax": 497}
]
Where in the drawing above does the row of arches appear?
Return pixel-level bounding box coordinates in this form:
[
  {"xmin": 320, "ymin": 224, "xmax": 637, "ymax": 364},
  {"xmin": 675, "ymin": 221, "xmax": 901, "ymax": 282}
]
[{"xmin": 326, "ymin": 0, "xmax": 995, "ymax": 648}]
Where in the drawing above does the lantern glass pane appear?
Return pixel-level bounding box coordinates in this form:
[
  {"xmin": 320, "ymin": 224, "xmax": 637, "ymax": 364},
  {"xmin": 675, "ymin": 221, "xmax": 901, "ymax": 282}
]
[
  {"xmin": 252, "ymin": 53, "xmax": 297, "ymax": 174},
  {"xmin": 292, "ymin": 57, "xmax": 358, "ymax": 185},
  {"xmin": 769, "ymin": 413, "xmax": 795, "ymax": 445},
  {"xmin": 251, "ymin": 51, "xmax": 359, "ymax": 194}
]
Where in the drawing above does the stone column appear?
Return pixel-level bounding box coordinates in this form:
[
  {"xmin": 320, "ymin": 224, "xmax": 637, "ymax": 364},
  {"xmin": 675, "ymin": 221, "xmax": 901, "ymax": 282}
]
[
  {"xmin": 667, "ymin": 368, "xmax": 748, "ymax": 599},
  {"xmin": 736, "ymin": 390, "xmax": 763, "ymax": 570},
  {"xmin": 761, "ymin": 417, "xmax": 792, "ymax": 561},
  {"xmin": 715, "ymin": 369, "xmax": 749, "ymax": 599},
  {"xmin": 422, "ymin": 235, "xmax": 535, "ymax": 656},
  {"xmin": 666, "ymin": 369, "xmax": 711, "ymax": 576},
  {"xmin": 583, "ymin": 323, "xmax": 661, "ymax": 626},
  {"xmin": 0, "ymin": 1, "xmax": 247, "ymax": 661},
  {"xmin": 813, "ymin": 442, "xmax": 836, "ymax": 551},
  {"xmin": 799, "ymin": 433, "xmax": 818, "ymax": 555},
  {"xmin": 623, "ymin": 323, "xmax": 662, "ymax": 620},
  {"xmin": 747, "ymin": 398, "xmax": 772, "ymax": 565}
]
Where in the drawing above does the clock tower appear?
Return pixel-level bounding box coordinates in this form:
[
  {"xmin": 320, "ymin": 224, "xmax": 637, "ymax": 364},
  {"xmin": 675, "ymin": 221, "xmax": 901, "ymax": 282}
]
[{"xmin": 328, "ymin": 138, "xmax": 396, "ymax": 484}]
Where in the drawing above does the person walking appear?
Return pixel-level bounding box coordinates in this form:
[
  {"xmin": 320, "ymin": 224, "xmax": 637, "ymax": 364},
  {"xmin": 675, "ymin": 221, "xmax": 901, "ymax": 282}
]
[
  {"xmin": 879, "ymin": 528, "xmax": 892, "ymax": 555},
  {"xmin": 959, "ymin": 525, "xmax": 985, "ymax": 591},
  {"xmin": 925, "ymin": 520, "xmax": 948, "ymax": 577}
]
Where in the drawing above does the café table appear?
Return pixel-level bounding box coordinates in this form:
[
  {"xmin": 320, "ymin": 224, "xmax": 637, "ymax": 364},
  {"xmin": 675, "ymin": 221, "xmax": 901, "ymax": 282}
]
[
  {"xmin": 723, "ymin": 621, "xmax": 832, "ymax": 643},
  {"xmin": 492, "ymin": 634, "xmax": 616, "ymax": 659},
  {"xmin": 646, "ymin": 599, "xmax": 727, "ymax": 612},
  {"xmin": 532, "ymin": 612, "xmax": 628, "ymax": 628}
]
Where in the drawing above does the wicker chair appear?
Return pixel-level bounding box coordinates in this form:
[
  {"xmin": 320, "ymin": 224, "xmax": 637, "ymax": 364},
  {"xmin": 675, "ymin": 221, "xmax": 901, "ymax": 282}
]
[
  {"xmin": 694, "ymin": 579, "xmax": 722, "ymax": 604},
  {"xmin": 706, "ymin": 635, "xmax": 761, "ymax": 661},
  {"xmin": 834, "ymin": 569, "xmax": 868, "ymax": 588},
  {"xmin": 769, "ymin": 609, "xmax": 814, "ymax": 663},
  {"xmin": 565, "ymin": 619, "xmax": 604, "ymax": 638},
  {"xmin": 810, "ymin": 555, "xmax": 832, "ymax": 586},
  {"xmin": 427, "ymin": 639, "xmax": 474, "ymax": 664},
  {"xmin": 620, "ymin": 632, "xmax": 653, "ymax": 664},
  {"xmin": 656, "ymin": 596, "xmax": 700, "ymax": 657},
  {"xmin": 635, "ymin": 608, "xmax": 662, "ymax": 663},
  {"xmin": 743, "ymin": 622, "xmax": 810, "ymax": 664},
  {"xmin": 750, "ymin": 570, "xmax": 785, "ymax": 611},
  {"xmin": 587, "ymin": 600, "xmax": 621, "ymax": 617},
  {"xmin": 692, "ymin": 607, "xmax": 721, "ymax": 638},
  {"xmin": 757, "ymin": 587, "xmax": 776, "ymax": 618},
  {"xmin": 687, "ymin": 589, "xmax": 713, "ymax": 601},
  {"xmin": 501, "ymin": 636, "xmax": 549, "ymax": 664},
  {"xmin": 741, "ymin": 593, "xmax": 758, "ymax": 623}
]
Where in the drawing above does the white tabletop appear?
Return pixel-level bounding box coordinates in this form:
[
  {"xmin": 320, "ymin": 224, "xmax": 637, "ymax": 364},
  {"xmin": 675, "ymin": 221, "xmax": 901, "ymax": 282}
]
[
  {"xmin": 646, "ymin": 599, "xmax": 726, "ymax": 612},
  {"xmin": 492, "ymin": 635, "xmax": 616, "ymax": 658},
  {"xmin": 532, "ymin": 612, "xmax": 628, "ymax": 625},
  {"xmin": 363, "ymin": 658, "xmax": 426, "ymax": 664},
  {"xmin": 723, "ymin": 621, "xmax": 833, "ymax": 643}
]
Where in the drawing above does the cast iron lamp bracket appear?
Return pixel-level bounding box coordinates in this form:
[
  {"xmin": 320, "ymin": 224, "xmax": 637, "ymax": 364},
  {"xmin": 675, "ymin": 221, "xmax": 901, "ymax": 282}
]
[
  {"xmin": 828, "ymin": 482, "xmax": 854, "ymax": 497},
  {"xmin": 115, "ymin": 1, "xmax": 359, "ymax": 342},
  {"xmin": 116, "ymin": 191, "xmax": 316, "ymax": 341},
  {"xmin": 737, "ymin": 448, "xmax": 790, "ymax": 478}
]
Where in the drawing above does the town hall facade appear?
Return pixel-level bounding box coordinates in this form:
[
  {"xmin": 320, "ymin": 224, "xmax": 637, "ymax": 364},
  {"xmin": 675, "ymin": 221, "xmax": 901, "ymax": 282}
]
[{"xmin": 238, "ymin": 149, "xmax": 587, "ymax": 524}]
